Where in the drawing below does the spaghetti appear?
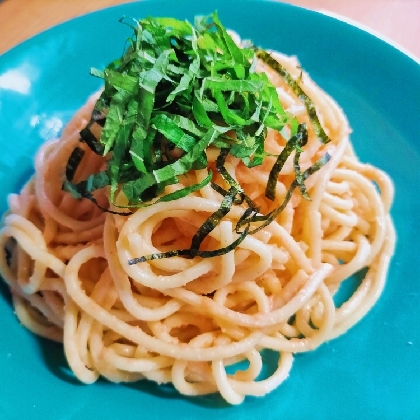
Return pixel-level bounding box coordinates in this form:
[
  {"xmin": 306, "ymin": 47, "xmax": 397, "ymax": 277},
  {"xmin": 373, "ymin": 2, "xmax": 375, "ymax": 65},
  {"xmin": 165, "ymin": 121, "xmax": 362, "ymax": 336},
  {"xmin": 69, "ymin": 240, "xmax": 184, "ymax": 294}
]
[{"xmin": 0, "ymin": 20, "xmax": 395, "ymax": 404}]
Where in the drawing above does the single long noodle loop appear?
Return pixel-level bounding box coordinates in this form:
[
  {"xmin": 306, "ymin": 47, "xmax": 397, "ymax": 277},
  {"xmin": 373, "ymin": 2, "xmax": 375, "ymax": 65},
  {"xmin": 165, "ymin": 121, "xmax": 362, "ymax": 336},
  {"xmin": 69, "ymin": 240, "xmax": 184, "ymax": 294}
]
[{"xmin": 0, "ymin": 47, "xmax": 395, "ymax": 404}]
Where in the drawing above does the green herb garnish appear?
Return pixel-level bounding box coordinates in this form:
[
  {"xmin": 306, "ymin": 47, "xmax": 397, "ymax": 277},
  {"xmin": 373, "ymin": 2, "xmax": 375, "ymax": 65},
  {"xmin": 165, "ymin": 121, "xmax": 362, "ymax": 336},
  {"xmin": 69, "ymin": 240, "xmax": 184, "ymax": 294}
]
[{"xmin": 65, "ymin": 12, "xmax": 331, "ymax": 262}]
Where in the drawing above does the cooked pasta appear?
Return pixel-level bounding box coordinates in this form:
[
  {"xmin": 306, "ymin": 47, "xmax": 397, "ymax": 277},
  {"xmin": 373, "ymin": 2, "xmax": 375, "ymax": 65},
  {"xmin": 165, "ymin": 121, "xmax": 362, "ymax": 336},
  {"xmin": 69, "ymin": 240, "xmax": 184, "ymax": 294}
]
[{"xmin": 0, "ymin": 22, "xmax": 395, "ymax": 404}]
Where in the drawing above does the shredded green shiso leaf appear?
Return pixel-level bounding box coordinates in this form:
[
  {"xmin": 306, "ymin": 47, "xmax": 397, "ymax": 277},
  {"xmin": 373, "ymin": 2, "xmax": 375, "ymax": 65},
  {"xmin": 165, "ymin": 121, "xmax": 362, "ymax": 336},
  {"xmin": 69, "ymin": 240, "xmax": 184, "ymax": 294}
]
[{"xmin": 63, "ymin": 11, "xmax": 331, "ymax": 262}]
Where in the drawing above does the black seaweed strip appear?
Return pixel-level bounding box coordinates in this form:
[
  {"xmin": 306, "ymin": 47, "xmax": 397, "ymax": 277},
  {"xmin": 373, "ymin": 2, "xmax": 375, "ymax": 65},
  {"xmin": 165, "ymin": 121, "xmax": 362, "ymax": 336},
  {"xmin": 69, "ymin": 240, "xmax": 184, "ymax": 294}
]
[
  {"xmin": 211, "ymin": 182, "xmax": 244, "ymax": 205},
  {"xmin": 293, "ymin": 125, "xmax": 310, "ymax": 199},
  {"xmin": 255, "ymin": 49, "xmax": 331, "ymax": 145},
  {"xmin": 234, "ymin": 152, "xmax": 330, "ymax": 235},
  {"xmin": 190, "ymin": 185, "xmax": 237, "ymax": 250},
  {"xmin": 265, "ymin": 123, "xmax": 307, "ymax": 201},
  {"xmin": 65, "ymin": 147, "xmax": 85, "ymax": 182},
  {"xmin": 128, "ymin": 226, "xmax": 250, "ymax": 264},
  {"xmin": 216, "ymin": 148, "xmax": 240, "ymax": 188},
  {"xmin": 80, "ymin": 125, "xmax": 105, "ymax": 155},
  {"xmin": 215, "ymin": 149, "xmax": 257, "ymax": 208}
]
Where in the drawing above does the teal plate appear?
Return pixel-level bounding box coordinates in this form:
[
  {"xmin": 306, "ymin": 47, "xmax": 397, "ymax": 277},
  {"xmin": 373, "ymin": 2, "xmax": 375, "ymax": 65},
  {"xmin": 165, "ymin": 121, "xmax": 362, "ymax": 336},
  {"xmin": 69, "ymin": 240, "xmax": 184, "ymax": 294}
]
[{"xmin": 1, "ymin": 1, "xmax": 419, "ymax": 419}]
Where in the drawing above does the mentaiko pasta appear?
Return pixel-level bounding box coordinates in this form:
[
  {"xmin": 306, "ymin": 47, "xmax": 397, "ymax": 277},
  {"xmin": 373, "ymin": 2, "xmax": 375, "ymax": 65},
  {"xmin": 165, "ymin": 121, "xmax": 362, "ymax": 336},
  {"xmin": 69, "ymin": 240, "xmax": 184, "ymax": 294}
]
[{"xmin": 0, "ymin": 16, "xmax": 395, "ymax": 404}]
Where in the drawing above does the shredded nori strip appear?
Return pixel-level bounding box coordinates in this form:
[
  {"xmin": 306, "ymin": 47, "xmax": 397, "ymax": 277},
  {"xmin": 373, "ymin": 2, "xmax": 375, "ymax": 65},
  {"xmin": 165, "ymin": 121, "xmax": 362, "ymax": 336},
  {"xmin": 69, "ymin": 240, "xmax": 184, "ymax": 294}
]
[
  {"xmin": 265, "ymin": 123, "xmax": 307, "ymax": 201},
  {"xmin": 255, "ymin": 48, "xmax": 331, "ymax": 145},
  {"xmin": 236, "ymin": 153, "xmax": 331, "ymax": 235},
  {"xmin": 190, "ymin": 185, "xmax": 239, "ymax": 250},
  {"xmin": 65, "ymin": 147, "xmax": 85, "ymax": 182},
  {"xmin": 80, "ymin": 125, "xmax": 105, "ymax": 155},
  {"xmin": 128, "ymin": 226, "xmax": 250, "ymax": 264},
  {"xmin": 210, "ymin": 183, "xmax": 251, "ymax": 206},
  {"xmin": 215, "ymin": 148, "xmax": 256, "ymax": 208}
]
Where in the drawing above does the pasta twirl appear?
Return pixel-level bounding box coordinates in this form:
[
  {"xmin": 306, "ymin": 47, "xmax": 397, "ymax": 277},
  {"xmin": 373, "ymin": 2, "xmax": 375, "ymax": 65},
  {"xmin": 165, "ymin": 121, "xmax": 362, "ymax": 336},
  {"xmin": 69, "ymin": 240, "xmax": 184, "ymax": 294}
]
[{"xmin": 0, "ymin": 31, "xmax": 395, "ymax": 404}]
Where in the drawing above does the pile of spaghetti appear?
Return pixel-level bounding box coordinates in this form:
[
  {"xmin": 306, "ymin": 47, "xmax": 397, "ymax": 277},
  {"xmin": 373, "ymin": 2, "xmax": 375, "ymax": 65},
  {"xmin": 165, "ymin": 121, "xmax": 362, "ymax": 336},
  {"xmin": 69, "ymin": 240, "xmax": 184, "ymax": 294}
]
[{"xmin": 0, "ymin": 13, "xmax": 395, "ymax": 404}]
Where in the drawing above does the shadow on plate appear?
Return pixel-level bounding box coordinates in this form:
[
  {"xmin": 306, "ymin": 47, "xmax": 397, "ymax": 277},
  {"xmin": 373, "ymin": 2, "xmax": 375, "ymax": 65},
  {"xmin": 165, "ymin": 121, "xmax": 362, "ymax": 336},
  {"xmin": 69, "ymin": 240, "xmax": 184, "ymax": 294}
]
[
  {"xmin": 33, "ymin": 328, "xmax": 231, "ymax": 408},
  {"xmin": 0, "ymin": 275, "xmax": 13, "ymax": 307},
  {"xmin": 33, "ymin": 328, "xmax": 281, "ymax": 409}
]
